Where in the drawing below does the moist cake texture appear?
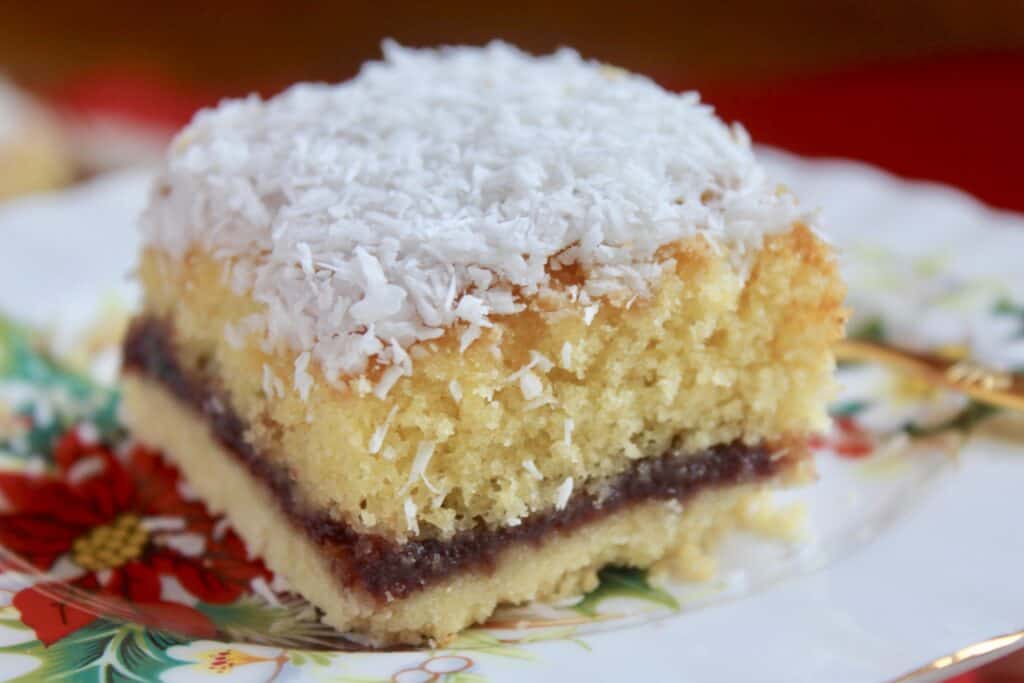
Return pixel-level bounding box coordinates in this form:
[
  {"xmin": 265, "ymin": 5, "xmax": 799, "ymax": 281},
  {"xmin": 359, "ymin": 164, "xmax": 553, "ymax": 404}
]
[{"xmin": 121, "ymin": 41, "xmax": 845, "ymax": 644}]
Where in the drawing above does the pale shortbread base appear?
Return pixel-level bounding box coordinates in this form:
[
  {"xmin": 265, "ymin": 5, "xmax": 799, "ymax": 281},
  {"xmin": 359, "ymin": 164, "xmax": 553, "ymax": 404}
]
[{"xmin": 122, "ymin": 374, "xmax": 799, "ymax": 645}]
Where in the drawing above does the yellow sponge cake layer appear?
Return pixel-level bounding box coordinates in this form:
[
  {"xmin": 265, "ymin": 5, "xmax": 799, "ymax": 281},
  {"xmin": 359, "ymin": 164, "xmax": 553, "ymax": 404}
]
[{"xmin": 132, "ymin": 224, "xmax": 841, "ymax": 542}]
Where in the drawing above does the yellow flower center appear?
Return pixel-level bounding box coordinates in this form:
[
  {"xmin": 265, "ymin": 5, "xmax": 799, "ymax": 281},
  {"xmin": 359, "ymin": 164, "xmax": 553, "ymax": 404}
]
[
  {"xmin": 198, "ymin": 649, "xmax": 270, "ymax": 673},
  {"xmin": 71, "ymin": 513, "xmax": 148, "ymax": 571}
]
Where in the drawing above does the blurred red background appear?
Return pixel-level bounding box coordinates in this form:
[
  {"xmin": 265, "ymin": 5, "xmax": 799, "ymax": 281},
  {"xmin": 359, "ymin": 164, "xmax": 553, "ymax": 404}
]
[{"xmin": 3, "ymin": 1, "xmax": 1024, "ymax": 210}]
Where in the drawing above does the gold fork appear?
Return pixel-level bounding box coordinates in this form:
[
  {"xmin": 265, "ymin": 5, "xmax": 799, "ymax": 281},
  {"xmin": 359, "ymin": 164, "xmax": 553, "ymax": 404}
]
[{"xmin": 835, "ymin": 339, "xmax": 1024, "ymax": 412}]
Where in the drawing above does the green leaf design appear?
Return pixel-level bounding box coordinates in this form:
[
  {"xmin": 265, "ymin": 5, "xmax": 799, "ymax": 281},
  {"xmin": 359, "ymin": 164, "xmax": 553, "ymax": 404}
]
[
  {"xmin": 0, "ymin": 315, "xmax": 121, "ymax": 463},
  {"xmin": 447, "ymin": 674, "xmax": 488, "ymax": 683},
  {"xmin": 196, "ymin": 596, "xmax": 352, "ymax": 650},
  {"xmin": 288, "ymin": 649, "xmax": 335, "ymax": 667},
  {"xmin": 573, "ymin": 566, "xmax": 679, "ymax": 617},
  {"xmin": 0, "ymin": 318, "xmax": 95, "ymax": 400},
  {"xmin": 992, "ymin": 296, "xmax": 1024, "ymax": 338},
  {"xmin": 195, "ymin": 597, "xmax": 286, "ymax": 634},
  {"xmin": 830, "ymin": 400, "xmax": 870, "ymax": 418},
  {"xmin": 446, "ymin": 630, "xmax": 535, "ymax": 661},
  {"xmin": 514, "ymin": 626, "xmax": 590, "ymax": 651},
  {"xmin": 848, "ymin": 316, "xmax": 887, "ymax": 344},
  {"xmin": 2, "ymin": 619, "xmax": 188, "ymax": 682},
  {"xmin": 992, "ymin": 296, "xmax": 1023, "ymax": 316}
]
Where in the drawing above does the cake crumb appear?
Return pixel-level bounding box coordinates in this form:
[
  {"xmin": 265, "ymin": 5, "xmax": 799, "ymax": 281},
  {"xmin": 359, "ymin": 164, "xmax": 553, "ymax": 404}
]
[
  {"xmin": 653, "ymin": 540, "xmax": 718, "ymax": 582},
  {"xmin": 739, "ymin": 492, "xmax": 807, "ymax": 542},
  {"xmin": 524, "ymin": 394, "xmax": 555, "ymax": 411}
]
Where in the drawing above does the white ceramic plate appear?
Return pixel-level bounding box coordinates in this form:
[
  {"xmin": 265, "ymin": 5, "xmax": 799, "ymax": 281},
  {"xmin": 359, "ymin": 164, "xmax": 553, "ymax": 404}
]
[{"xmin": 0, "ymin": 151, "xmax": 1021, "ymax": 683}]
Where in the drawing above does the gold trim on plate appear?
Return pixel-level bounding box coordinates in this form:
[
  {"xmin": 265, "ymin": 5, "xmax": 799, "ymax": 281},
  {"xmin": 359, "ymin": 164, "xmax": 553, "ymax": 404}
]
[
  {"xmin": 887, "ymin": 629, "xmax": 1024, "ymax": 683},
  {"xmin": 835, "ymin": 339, "xmax": 1024, "ymax": 412}
]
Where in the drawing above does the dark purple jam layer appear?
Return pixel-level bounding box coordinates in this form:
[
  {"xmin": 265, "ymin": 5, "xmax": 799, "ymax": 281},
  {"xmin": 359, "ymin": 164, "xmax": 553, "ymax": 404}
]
[{"xmin": 123, "ymin": 317, "xmax": 789, "ymax": 602}]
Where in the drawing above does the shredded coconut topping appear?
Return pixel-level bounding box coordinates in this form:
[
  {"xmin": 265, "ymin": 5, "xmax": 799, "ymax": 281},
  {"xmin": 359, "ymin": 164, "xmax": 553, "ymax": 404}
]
[
  {"xmin": 293, "ymin": 351, "xmax": 313, "ymax": 400},
  {"xmin": 518, "ymin": 371, "xmax": 544, "ymax": 401},
  {"xmin": 522, "ymin": 458, "xmax": 543, "ymax": 480},
  {"xmin": 261, "ymin": 364, "xmax": 286, "ymax": 399},
  {"xmin": 403, "ymin": 498, "xmax": 419, "ymax": 535},
  {"xmin": 368, "ymin": 405, "xmax": 399, "ymax": 454},
  {"xmin": 507, "ymin": 349, "xmax": 554, "ymax": 386},
  {"xmin": 528, "ymin": 350, "xmax": 554, "ymax": 373},
  {"xmin": 143, "ymin": 41, "xmax": 809, "ymax": 390},
  {"xmin": 402, "ymin": 441, "xmax": 438, "ymax": 494},
  {"xmin": 555, "ymin": 476, "xmax": 574, "ymax": 511}
]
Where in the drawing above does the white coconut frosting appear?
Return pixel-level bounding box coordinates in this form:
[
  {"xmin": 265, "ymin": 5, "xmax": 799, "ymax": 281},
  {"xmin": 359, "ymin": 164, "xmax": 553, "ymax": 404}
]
[{"xmin": 142, "ymin": 41, "xmax": 812, "ymax": 392}]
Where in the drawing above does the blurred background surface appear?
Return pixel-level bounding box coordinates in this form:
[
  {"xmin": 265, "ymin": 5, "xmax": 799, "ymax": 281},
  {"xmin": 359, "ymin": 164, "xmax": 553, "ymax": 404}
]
[
  {"xmin": 1, "ymin": 0, "xmax": 1023, "ymax": 208},
  {"xmin": 0, "ymin": 3, "xmax": 1021, "ymax": 679},
  {"xmin": 3, "ymin": 1, "xmax": 1024, "ymax": 85}
]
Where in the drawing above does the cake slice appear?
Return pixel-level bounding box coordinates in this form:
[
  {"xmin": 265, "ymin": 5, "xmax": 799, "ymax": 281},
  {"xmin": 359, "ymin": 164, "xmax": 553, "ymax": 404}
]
[{"xmin": 121, "ymin": 42, "xmax": 845, "ymax": 645}]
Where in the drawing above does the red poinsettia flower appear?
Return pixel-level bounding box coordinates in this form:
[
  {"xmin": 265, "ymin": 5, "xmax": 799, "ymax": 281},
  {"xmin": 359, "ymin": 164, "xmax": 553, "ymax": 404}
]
[
  {"xmin": 0, "ymin": 429, "xmax": 271, "ymax": 645},
  {"xmin": 808, "ymin": 416, "xmax": 875, "ymax": 459}
]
